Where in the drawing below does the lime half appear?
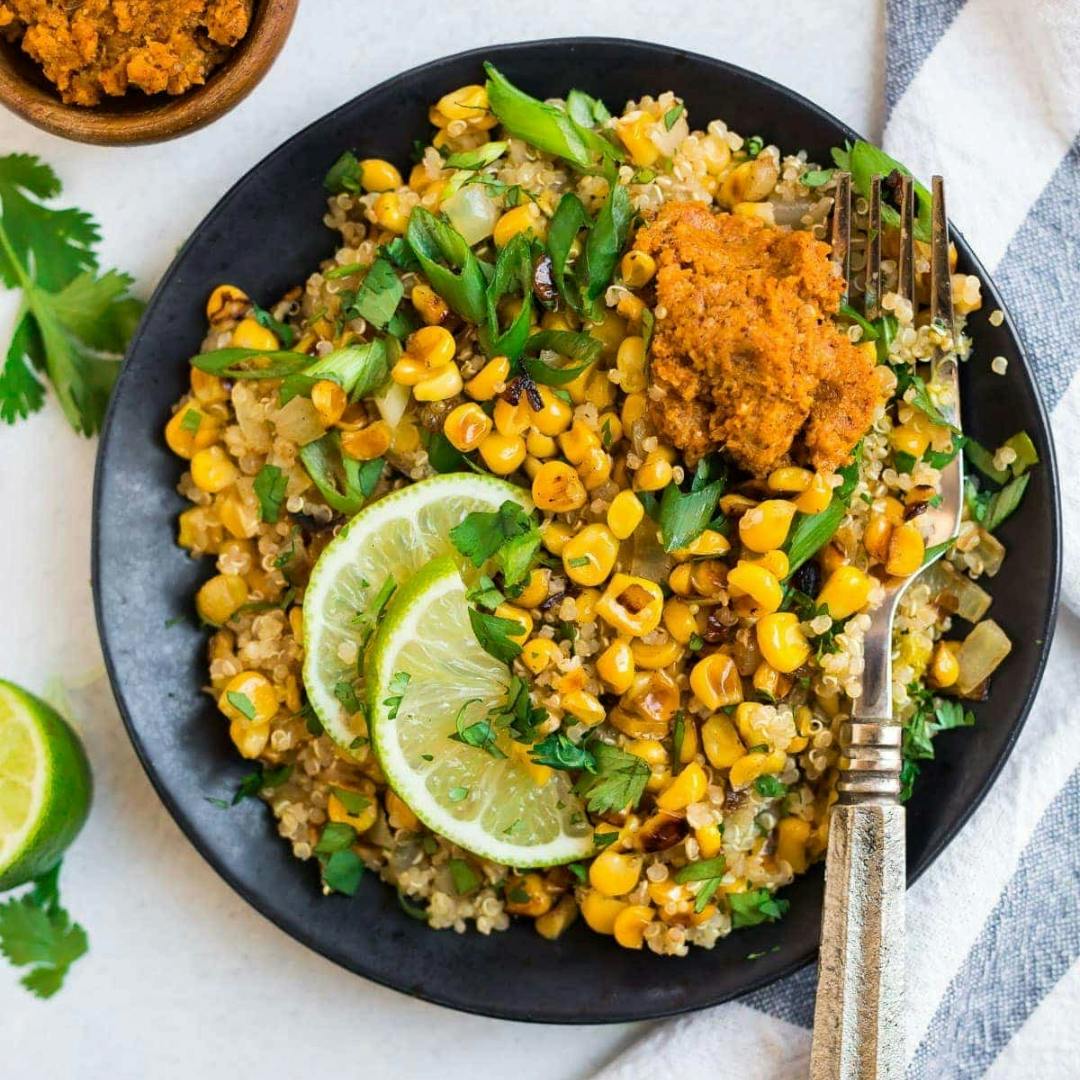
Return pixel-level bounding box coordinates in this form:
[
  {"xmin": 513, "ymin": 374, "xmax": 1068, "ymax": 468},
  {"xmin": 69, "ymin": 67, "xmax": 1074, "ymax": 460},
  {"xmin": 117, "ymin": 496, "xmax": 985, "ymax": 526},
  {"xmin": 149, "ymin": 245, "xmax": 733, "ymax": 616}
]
[
  {"xmin": 367, "ymin": 556, "xmax": 593, "ymax": 867},
  {"xmin": 303, "ymin": 472, "xmax": 531, "ymax": 753},
  {"xmin": 0, "ymin": 680, "xmax": 92, "ymax": 892}
]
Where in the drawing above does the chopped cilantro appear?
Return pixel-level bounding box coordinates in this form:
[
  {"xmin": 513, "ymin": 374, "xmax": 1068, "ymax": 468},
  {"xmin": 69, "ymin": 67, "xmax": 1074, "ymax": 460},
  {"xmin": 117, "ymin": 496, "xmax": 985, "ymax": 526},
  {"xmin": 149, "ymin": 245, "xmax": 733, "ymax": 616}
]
[
  {"xmin": 225, "ymin": 690, "xmax": 256, "ymax": 721},
  {"xmin": 530, "ymin": 732, "xmax": 596, "ymax": 771},
  {"xmin": 253, "ymin": 464, "xmax": 288, "ymax": 523},
  {"xmin": 382, "ymin": 670, "xmax": 411, "ymax": 720},
  {"xmin": 729, "ymin": 888, "xmax": 789, "ymax": 928},
  {"xmin": 449, "ymin": 500, "xmax": 536, "ymax": 566},
  {"xmin": 662, "ymin": 103, "xmax": 685, "ymax": 130},
  {"xmin": 180, "ymin": 408, "xmax": 202, "ymax": 432},
  {"xmin": 350, "ymin": 258, "xmax": 403, "ymax": 330},
  {"xmin": 448, "ymin": 786, "xmax": 469, "ymax": 803},
  {"xmin": 449, "ymin": 858, "xmax": 481, "ymax": 895},
  {"xmin": 467, "ymin": 608, "xmax": 524, "ymax": 662},
  {"xmin": 574, "ymin": 742, "xmax": 649, "ymax": 814},
  {"xmin": 754, "ymin": 775, "xmax": 788, "ymax": 798}
]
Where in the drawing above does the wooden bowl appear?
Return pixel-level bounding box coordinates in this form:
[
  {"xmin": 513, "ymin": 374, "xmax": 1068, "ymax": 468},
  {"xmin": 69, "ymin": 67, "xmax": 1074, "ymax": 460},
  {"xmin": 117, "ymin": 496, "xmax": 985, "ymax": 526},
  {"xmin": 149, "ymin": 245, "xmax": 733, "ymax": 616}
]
[{"xmin": 0, "ymin": 0, "xmax": 298, "ymax": 145}]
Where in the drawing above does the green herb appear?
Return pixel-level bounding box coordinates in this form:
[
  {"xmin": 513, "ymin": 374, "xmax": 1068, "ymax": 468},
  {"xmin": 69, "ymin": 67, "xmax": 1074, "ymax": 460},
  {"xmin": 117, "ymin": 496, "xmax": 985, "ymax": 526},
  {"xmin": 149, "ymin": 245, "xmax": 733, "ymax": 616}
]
[
  {"xmin": 253, "ymin": 464, "xmax": 288, "ymax": 523},
  {"xmin": 546, "ymin": 192, "xmax": 590, "ymax": 312},
  {"xmin": 315, "ymin": 821, "xmax": 358, "ymax": 855},
  {"xmin": 1004, "ymin": 431, "xmax": 1039, "ymax": 477},
  {"xmin": 658, "ymin": 453, "xmax": 727, "ymax": 551},
  {"xmin": 663, "ymin": 103, "xmax": 685, "ymax": 131},
  {"xmin": 350, "ymin": 258, "xmax": 403, "ymax": 330},
  {"xmin": 894, "ymin": 367, "xmax": 960, "ymax": 434},
  {"xmin": 466, "ymin": 575, "xmax": 505, "ymax": 611},
  {"xmin": 592, "ymin": 830, "xmax": 618, "ymax": 850},
  {"xmin": 321, "ymin": 849, "xmax": 363, "ymax": 896},
  {"xmin": 449, "ymin": 858, "xmax": 481, "ymax": 895},
  {"xmin": 324, "ymin": 150, "xmax": 361, "ymax": 193},
  {"xmin": 985, "ymin": 474, "xmax": 1029, "ymax": 531},
  {"xmin": 300, "ymin": 703, "xmax": 324, "ymax": 736},
  {"xmin": 567, "ymin": 862, "xmax": 588, "ymax": 884},
  {"xmin": 0, "ymin": 863, "xmax": 87, "ymax": 998},
  {"xmin": 831, "ymin": 140, "xmax": 931, "ymax": 243},
  {"xmin": 674, "ymin": 857, "xmax": 727, "ymax": 883},
  {"xmin": 273, "ymin": 526, "xmax": 301, "ymax": 570},
  {"xmin": 496, "ymin": 528, "xmax": 542, "ymax": 589},
  {"xmin": 481, "ymin": 232, "xmax": 534, "ymax": 360},
  {"xmin": 800, "ymin": 168, "xmax": 834, "ymax": 188},
  {"xmin": 450, "ymin": 500, "xmax": 536, "ymax": 566},
  {"xmin": 922, "ymin": 539, "xmax": 955, "ymax": 565},
  {"xmin": 566, "ymin": 88, "xmax": 612, "ymax": 128},
  {"xmin": 893, "ymin": 450, "xmax": 917, "ymax": 475},
  {"xmin": 694, "ymin": 878, "xmax": 723, "ymax": 913},
  {"xmin": 468, "ymin": 608, "xmax": 524, "ymax": 662},
  {"xmin": 575, "ymin": 742, "xmax": 650, "ymax": 814},
  {"xmin": 448, "ymin": 786, "xmax": 469, "ymax": 803},
  {"xmin": 420, "ymin": 753, "xmax": 434, "ymax": 762},
  {"xmin": 728, "ymin": 888, "xmax": 790, "ymax": 928},
  {"xmin": 963, "ymin": 438, "xmax": 1008, "ymax": 483},
  {"xmin": 747, "ymin": 946, "xmax": 781, "ymax": 960},
  {"xmin": 444, "ymin": 141, "xmax": 508, "ymax": 170},
  {"xmin": 489, "ymin": 675, "xmax": 548, "ymax": 744},
  {"xmin": 745, "ymin": 135, "xmax": 764, "ymax": 158},
  {"xmin": 379, "ymin": 236, "xmax": 421, "ymax": 272},
  {"xmin": 397, "ymin": 891, "xmax": 429, "ymax": 920},
  {"xmin": 298, "ymin": 340, "xmax": 390, "ymax": 401},
  {"xmin": 530, "ymin": 732, "xmax": 597, "ymax": 772},
  {"xmin": 180, "ymin": 408, "xmax": 202, "ymax": 432},
  {"xmin": 349, "ymin": 736, "xmax": 368, "ymax": 751},
  {"xmin": 333, "ymin": 681, "xmax": 362, "ymax": 714},
  {"xmin": 582, "ymin": 182, "xmax": 633, "ymax": 305},
  {"xmin": 351, "ymin": 576, "xmax": 397, "ymax": 648},
  {"xmin": 785, "ymin": 446, "xmax": 861, "ymax": 576},
  {"xmin": 450, "ymin": 698, "xmax": 506, "ymax": 759},
  {"xmin": 754, "ymin": 775, "xmax": 788, "ymax": 798},
  {"xmin": 228, "ymin": 763, "xmax": 292, "ymax": 806},
  {"xmin": 672, "ymin": 712, "xmax": 686, "ymax": 763},
  {"xmin": 190, "ymin": 347, "xmax": 312, "ymax": 381},
  {"xmin": 251, "ymin": 302, "xmax": 295, "ymax": 348},
  {"xmin": 298, "ymin": 432, "xmax": 373, "ymax": 516},
  {"xmin": 226, "ymin": 690, "xmax": 256, "ymax": 721},
  {"xmin": 424, "ymin": 430, "xmax": 473, "ymax": 474},
  {"xmin": 383, "ymin": 670, "xmax": 411, "ymax": 720},
  {"xmin": 330, "ymin": 787, "xmax": 371, "ymax": 817},
  {"xmin": 323, "ymin": 262, "xmax": 364, "ymax": 280},
  {"xmin": 900, "ymin": 683, "xmax": 975, "ymax": 801},
  {"xmin": 406, "ymin": 208, "xmax": 490, "ymax": 325},
  {"xmin": 0, "ymin": 155, "xmax": 143, "ymax": 434}
]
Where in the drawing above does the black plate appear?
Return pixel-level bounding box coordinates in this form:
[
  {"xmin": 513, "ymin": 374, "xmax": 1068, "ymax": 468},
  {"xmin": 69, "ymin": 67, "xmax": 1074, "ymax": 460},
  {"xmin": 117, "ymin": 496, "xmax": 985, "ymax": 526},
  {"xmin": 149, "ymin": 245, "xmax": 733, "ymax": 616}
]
[{"xmin": 92, "ymin": 38, "xmax": 1062, "ymax": 1023}]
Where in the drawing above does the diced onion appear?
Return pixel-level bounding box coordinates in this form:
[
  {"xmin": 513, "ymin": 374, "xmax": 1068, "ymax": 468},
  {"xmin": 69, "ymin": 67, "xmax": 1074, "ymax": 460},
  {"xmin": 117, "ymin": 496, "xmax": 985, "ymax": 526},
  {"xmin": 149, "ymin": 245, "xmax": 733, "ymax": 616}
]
[
  {"xmin": 442, "ymin": 184, "xmax": 499, "ymax": 245},
  {"xmin": 956, "ymin": 619, "xmax": 1012, "ymax": 696},
  {"xmin": 374, "ymin": 379, "xmax": 410, "ymax": 430},
  {"xmin": 974, "ymin": 528, "xmax": 1006, "ymax": 578},
  {"xmin": 272, "ymin": 396, "xmax": 325, "ymax": 446},
  {"xmin": 924, "ymin": 561, "xmax": 992, "ymax": 623}
]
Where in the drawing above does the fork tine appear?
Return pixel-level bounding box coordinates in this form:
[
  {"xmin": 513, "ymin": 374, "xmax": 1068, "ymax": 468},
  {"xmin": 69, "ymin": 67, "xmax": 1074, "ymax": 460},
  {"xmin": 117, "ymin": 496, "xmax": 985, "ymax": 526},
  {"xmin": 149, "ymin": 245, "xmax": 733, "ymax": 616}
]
[
  {"xmin": 930, "ymin": 175, "xmax": 955, "ymax": 340},
  {"xmin": 897, "ymin": 173, "xmax": 915, "ymax": 303},
  {"xmin": 831, "ymin": 171, "xmax": 852, "ymax": 300},
  {"xmin": 865, "ymin": 175, "xmax": 882, "ymax": 320}
]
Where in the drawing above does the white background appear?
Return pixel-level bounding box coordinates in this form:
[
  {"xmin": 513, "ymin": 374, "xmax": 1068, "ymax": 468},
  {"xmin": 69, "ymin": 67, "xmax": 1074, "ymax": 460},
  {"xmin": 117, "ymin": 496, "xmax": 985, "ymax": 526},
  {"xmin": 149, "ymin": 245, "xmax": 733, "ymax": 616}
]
[{"xmin": 0, "ymin": 3, "xmax": 880, "ymax": 1077}]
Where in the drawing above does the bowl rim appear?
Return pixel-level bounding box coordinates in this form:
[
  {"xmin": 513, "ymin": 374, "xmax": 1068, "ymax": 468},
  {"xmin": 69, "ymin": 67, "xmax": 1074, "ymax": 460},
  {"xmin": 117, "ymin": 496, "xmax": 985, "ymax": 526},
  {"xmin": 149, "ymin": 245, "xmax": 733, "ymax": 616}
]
[
  {"xmin": 0, "ymin": 0, "xmax": 298, "ymax": 146},
  {"xmin": 91, "ymin": 35, "xmax": 1063, "ymax": 1023}
]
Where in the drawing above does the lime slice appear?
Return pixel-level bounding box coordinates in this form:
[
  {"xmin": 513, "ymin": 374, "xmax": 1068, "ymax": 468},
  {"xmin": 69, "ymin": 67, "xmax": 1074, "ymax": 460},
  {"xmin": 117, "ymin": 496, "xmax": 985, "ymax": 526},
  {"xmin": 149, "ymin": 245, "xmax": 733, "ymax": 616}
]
[
  {"xmin": 366, "ymin": 556, "xmax": 593, "ymax": 867},
  {"xmin": 303, "ymin": 472, "xmax": 532, "ymax": 752},
  {"xmin": 0, "ymin": 680, "xmax": 92, "ymax": 892}
]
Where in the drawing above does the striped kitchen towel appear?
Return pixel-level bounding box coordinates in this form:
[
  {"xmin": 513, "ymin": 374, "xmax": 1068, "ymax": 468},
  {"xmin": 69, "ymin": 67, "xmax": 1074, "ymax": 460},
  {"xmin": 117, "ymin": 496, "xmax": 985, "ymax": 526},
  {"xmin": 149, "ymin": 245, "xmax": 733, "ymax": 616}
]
[{"xmin": 596, "ymin": 1, "xmax": 1080, "ymax": 1076}]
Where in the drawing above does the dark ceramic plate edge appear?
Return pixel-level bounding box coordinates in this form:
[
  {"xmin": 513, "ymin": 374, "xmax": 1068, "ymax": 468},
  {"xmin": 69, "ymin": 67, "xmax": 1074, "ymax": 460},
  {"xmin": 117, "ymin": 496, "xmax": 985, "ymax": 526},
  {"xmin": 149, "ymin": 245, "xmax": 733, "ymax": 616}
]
[{"xmin": 91, "ymin": 37, "xmax": 1063, "ymax": 1023}]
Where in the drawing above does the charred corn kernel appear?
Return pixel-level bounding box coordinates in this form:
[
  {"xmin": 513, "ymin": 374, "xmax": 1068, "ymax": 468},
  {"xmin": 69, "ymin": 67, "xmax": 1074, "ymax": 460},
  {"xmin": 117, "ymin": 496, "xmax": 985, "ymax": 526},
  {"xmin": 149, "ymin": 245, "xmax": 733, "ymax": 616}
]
[
  {"xmin": 621, "ymin": 249, "xmax": 657, "ymax": 288},
  {"xmin": 616, "ymin": 292, "xmax": 646, "ymax": 324},
  {"xmin": 616, "ymin": 114, "xmax": 660, "ymax": 167},
  {"xmin": 657, "ymin": 761, "xmax": 707, "ymax": 811},
  {"xmin": 890, "ymin": 422, "xmax": 931, "ymax": 458},
  {"xmin": 726, "ymin": 561, "xmax": 783, "ymax": 615},
  {"xmin": 690, "ymin": 559, "xmax": 727, "ymax": 597},
  {"xmin": 739, "ymin": 499, "xmax": 797, "ymax": 552},
  {"xmin": 748, "ymin": 549, "xmax": 790, "ymax": 580},
  {"xmin": 596, "ymin": 639, "xmax": 636, "ymax": 694},
  {"xmin": 504, "ymin": 873, "xmax": 554, "ymax": 917},
  {"xmin": 613, "ymin": 904, "xmax": 654, "ymax": 950},
  {"xmin": 165, "ymin": 405, "xmax": 218, "ymax": 459},
  {"xmin": 668, "ymin": 563, "xmax": 693, "ymax": 596},
  {"xmin": 752, "ymin": 662, "xmax": 791, "ymax": 701},
  {"xmin": 929, "ymin": 640, "xmax": 961, "ymax": 688},
  {"xmin": 756, "ymin": 612, "xmax": 811, "ymax": 673},
  {"xmin": 443, "ymin": 402, "xmax": 492, "ymax": 452},
  {"xmin": 531, "ymin": 460, "xmax": 586, "ymax": 513},
  {"xmin": 465, "ymin": 355, "xmax": 510, "ymax": 400},
  {"xmin": 541, "ymin": 520, "xmax": 573, "ymax": 555},
  {"xmin": 776, "ymin": 817, "xmax": 811, "ymax": 875},
  {"xmin": 206, "ymin": 283, "xmax": 248, "ymax": 323},
  {"xmin": 327, "ymin": 785, "xmax": 377, "ymax": 832},
  {"xmin": 493, "ymin": 204, "xmax": 540, "ymax": 247},
  {"xmin": 615, "ymin": 335, "xmax": 647, "ymax": 393},
  {"xmin": 596, "ymin": 574, "xmax": 665, "ymax": 637},
  {"xmin": 817, "ymin": 565, "xmax": 872, "ymax": 620},
  {"xmin": 606, "ymin": 490, "xmax": 645, "ymax": 541},
  {"xmin": 620, "ymin": 391, "xmax": 648, "ymax": 431},
  {"xmin": 558, "ymin": 418, "xmax": 601, "ymax": 465},
  {"xmin": 695, "ymin": 822, "xmax": 724, "ymax": 860},
  {"xmin": 528, "ymin": 385, "xmax": 573, "ymax": 436},
  {"xmin": 190, "ymin": 445, "xmax": 237, "ymax": 493},
  {"xmin": 768, "ymin": 466, "xmax": 813, "ymax": 493},
  {"xmin": 794, "ymin": 472, "xmax": 834, "ymax": 514},
  {"xmin": 673, "ymin": 529, "xmax": 731, "ymax": 559},
  {"xmin": 662, "ymin": 599, "xmax": 699, "ymax": 645},
  {"xmin": 729, "ymin": 749, "xmax": 786, "ymax": 789},
  {"xmin": 493, "ymin": 395, "xmax": 531, "ymax": 437},
  {"xmin": 406, "ymin": 324, "xmax": 457, "ymax": 370},
  {"xmin": 341, "ymin": 421, "xmax": 392, "ymax": 460},
  {"xmin": 436, "ymin": 83, "xmax": 488, "ymax": 120},
  {"xmin": 634, "ymin": 451, "xmax": 673, "ymax": 492},
  {"xmin": 358, "ymin": 158, "xmax": 402, "ymax": 193},
  {"xmin": 881, "ymin": 496, "xmax": 905, "ymax": 525},
  {"xmin": 590, "ymin": 848, "xmax": 643, "ymax": 897},
  {"xmin": 514, "ymin": 568, "xmax": 550, "ymax": 609},
  {"xmin": 373, "ymin": 192, "xmax": 407, "ymax": 233},
  {"xmin": 478, "ymin": 432, "xmax": 526, "ymax": 475},
  {"xmin": 231, "ymin": 317, "xmax": 278, "ymax": 351},
  {"xmin": 311, "ymin": 379, "xmax": 347, "ymax": 426},
  {"xmin": 493, "ymin": 603, "xmax": 532, "ymax": 645},
  {"xmin": 522, "ymin": 637, "xmax": 562, "ymax": 674},
  {"xmin": 690, "ymin": 653, "xmax": 744, "ymax": 709},
  {"xmin": 190, "ymin": 366, "xmax": 228, "ymax": 404},
  {"xmin": 410, "ymin": 283, "xmax": 448, "ymax": 325},
  {"xmin": 535, "ymin": 895, "xmax": 578, "ymax": 940},
  {"xmin": 719, "ymin": 156, "xmax": 780, "ymax": 206},
  {"xmin": 525, "ymin": 430, "xmax": 557, "ymax": 458},
  {"xmin": 631, "ymin": 636, "xmax": 684, "ymax": 671},
  {"xmin": 562, "ymin": 524, "xmax": 619, "ymax": 586},
  {"xmin": 864, "ymin": 512, "xmax": 894, "ymax": 562},
  {"xmin": 580, "ymin": 890, "xmax": 627, "ymax": 934},
  {"xmin": 195, "ymin": 573, "xmax": 248, "ymax": 626},
  {"xmin": 562, "ymin": 689, "xmax": 606, "ymax": 728},
  {"xmin": 577, "ymin": 447, "xmax": 613, "ymax": 491},
  {"xmin": 886, "ymin": 522, "xmax": 925, "ymax": 577},
  {"xmin": 702, "ymin": 714, "xmax": 746, "ymax": 768}
]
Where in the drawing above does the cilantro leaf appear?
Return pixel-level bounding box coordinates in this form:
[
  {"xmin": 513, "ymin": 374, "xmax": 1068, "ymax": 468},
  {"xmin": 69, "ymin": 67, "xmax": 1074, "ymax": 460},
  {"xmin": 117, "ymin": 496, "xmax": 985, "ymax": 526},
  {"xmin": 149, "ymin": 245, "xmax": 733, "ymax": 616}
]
[
  {"xmin": 467, "ymin": 608, "xmax": 524, "ymax": 662},
  {"xmin": 350, "ymin": 258, "xmax": 403, "ymax": 330},
  {"xmin": 449, "ymin": 858, "xmax": 481, "ymax": 895},
  {"xmin": 729, "ymin": 888, "xmax": 790, "ymax": 928},
  {"xmin": 658, "ymin": 453, "xmax": 727, "ymax": 551},
  {"xmin": 322, "ymin": 850, "xmax": 364, "ymax": 895},
  {"xmin": 449, "ymin": 500, "xmax": 535, "ymax": 566},
  {"xmin": 575, "ymin": 742, "xmax": 649, "ymax": 814},
  {"xmin": 529, "ymin": 732, "xmax": 596, "ymax": 772},
  {"xmin": 253, "ymin": 464, "xmax": 288, "ymax": 523}
]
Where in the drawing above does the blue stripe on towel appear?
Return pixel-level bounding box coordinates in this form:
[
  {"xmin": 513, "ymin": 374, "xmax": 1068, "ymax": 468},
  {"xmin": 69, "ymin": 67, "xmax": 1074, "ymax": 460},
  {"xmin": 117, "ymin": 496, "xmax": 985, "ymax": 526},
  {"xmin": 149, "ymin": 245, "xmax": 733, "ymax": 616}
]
[{"xmin": 885, "ymin": 0, "xmax": 967, "ymax": 115}]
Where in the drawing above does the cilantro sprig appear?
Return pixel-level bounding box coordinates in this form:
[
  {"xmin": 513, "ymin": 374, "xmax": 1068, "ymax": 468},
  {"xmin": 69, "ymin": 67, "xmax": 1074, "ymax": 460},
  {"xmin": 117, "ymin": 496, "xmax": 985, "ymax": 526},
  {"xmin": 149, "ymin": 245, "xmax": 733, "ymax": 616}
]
[{"xmin": 0, "ymin": 155, "xmax": 143, "ymax": 434}]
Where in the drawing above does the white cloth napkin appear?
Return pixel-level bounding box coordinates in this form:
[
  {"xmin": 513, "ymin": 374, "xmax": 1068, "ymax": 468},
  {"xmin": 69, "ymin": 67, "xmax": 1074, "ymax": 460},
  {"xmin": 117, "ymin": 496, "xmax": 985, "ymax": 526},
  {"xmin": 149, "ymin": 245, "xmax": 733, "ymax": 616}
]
[{"xmin": 597, "ymin": 1, "xmax": 1080, "ymax": 1076}]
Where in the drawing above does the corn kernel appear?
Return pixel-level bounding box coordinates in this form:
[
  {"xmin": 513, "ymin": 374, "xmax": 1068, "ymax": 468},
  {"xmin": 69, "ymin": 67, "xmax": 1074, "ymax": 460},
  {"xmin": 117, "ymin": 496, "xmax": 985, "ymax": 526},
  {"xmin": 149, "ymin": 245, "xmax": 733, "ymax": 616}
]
[
  {"xmin": 195, "ymin": 573, "xmax": 248, "ymax": 626},
  {"xmin": 535, "ymin": 895, "xmax": 578, "ymax": 940},
  {"xmin": 529, "ymin": 385, "xmax": 573, "ymax": 436},
  {"xmin": 165, "ymin": 404, "xmax": 219, "ymax": 459},
  {"xmin": 767, "ymin": 466, "xmax": 813, "ymax": 493},
  {"xmin": 886, "ymin": 522, "xmax": 925, "ymax": 577},
  {"xmin": 696, "ymin": 822, "xmax": 724, "ymax": 859},
  {"xmin": 563, "ymin": 689, "xmax": 606, "ymax": 727},
  {"xmin": 817, "ymin": 565, "xmax": 872, "ymax": 620},
  {"xmin": 478, "ymin": 432, "xmax": 526, "ymax": 475},
  {"xmin": 605, "ymin": 490, "xmax": 645, "ymax": 541},
  {"xmin": 728, "ymin": 749, "xmax": 786, "ymax": 789},
  {"xmin": 656, "ymin": 761, "xmax": 707, "ymax": 811},
  {"xmin": 739, "ymin": 499, "xmax": 797, "ymax": 552},
  {"xmin": 613, "ymin": 904, "xmax": 654, "ymax": 950},
  {"xmin": 541, "ymin": 521, "xmax": 574, "ymax": 556},
  {"xmin": 689, "ymin": 653, "xmax": 744, "ymax": 709},
  {"xmin": 205, "ymin": 283, "xmax": 248, "ymax": 324},
  {"xmin": 411, "ymin": 283, "xmax": 448, "ymax": 325},
  {"xmin": 522, "ymin": 637, "xmax": 562, "ymax": 674},
  {"xmin": 702, "ymin": 714, "xmax": 746, "ymax": 769},
  {"xmin": 590, "ymin": 848, "xmax": 643, "ymax": 897},
  {"xmin": 596, "ymin": 639, "xmax": 636, "ymax": 694},
  {"xmin": 328, "ymin": 783, "xmax": 377, "ymax": 833},
  {"xmin": 558, "ymin": 418, "xmax": 601, "ymax": 465},
  {"xmin": 726, "ymin": 561, "xmax": 783, "ymax": 615},
  {"xmin": 219, "ymin": 670, "xmax": 276, "ymax": 758},
  {"xmin": 190, "ymin": 366, "xmax": 228, "ymax": 404},
  {"xmin": 929, "ymin": 640, "xmax": 961, "ymax": 688},
  {"xmin": 634, "ymin": 451, "xmax": 673, "ymax": 492},
  {"xmin": 465, "ymin": 355, "xmax": 510, "ymax": 400},
  {"xmin": 311, "ymin": 379, "xmax": 347, "ymax": 426},
  {"xmin": 616, "ymin": 114, "xmax": 660, "ymax": 167},
  {"xmin": 776, "ymin": 817, "xmax": 811, "ymax": 875},
  {"xmin": 443, "ymin": 402, "xmax": 492, "ymax": 452},
  {"xmin": 794, "ymin": 472, "xmax": 834, "ymax": 514},
  {"xmin": 631, "ymin": 636, "xmax": 683, "ymax": 669},
  {"xmin": 341, "ymin": 421, "xmax": 392, "ymax": 460},
  {"xmin": 596, "ymin": 574, "xmax": 664, "ymax": 637},
  {"xmin": 493, "ymin": 204, "xmax": 541, "ymax": 247},
  {"xmin": 668, "ymin": 563, "xmax": 693, "ymax": 596},
  {"xmin": 580, "ymin": 890, "xmax": 627, "ymax": 934},
  {"xmin": 190, "ymin": 445, "xmax": 237, "ymax": 493},
  {"xmin": 358, "ymin": 158, "xmax": 402, "ymax": 193},
  {"xmin": 231, "ymin": 317, "xmax": 278, "ymax": 351},
  {"xmin": 531, "ymin": 460, "xmax": 586, "ymax": 512},
  {"xmin": 562, "ymin": 524, "xmax": 619, "ymax": 587},
  {"xmin": 621, "ymin": 391, "xmax": 647, "ymax": 431},
  {"xmin": 514, "ymin": 568, "xmax": 550, "ymax": 609},
  {"xmin": 756, "ymin": 613, "xmax": 811, "ymax": 673},
  {"xmin": 493, "ymin": 603, "xmax": 532, "ymax": 645},
  {"xmin": 673, "ymin": 529, "xmax": 731, "ymax": 560},
  {"xmin": 615, "ymin": 336, "xmax": 647, "ymax": 393},
  {"xmin": 621, "ymin": 250, "xmax": 657, "ymax": 288},
  {"xmin": 436, "ymin": 83, "xmax": 488, "ymax": 121},
  {"xmin": 373, "ymin": 192, "xmax": 407, "ymax": 233}
]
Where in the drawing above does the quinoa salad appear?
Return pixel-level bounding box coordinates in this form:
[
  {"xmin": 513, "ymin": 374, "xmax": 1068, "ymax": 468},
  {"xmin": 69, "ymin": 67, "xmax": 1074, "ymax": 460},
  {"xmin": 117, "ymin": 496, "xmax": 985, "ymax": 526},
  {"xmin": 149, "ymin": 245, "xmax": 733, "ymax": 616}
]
[{"xmin": 165, "ymin": 64, "xmax": 1037, "ymax": 956}]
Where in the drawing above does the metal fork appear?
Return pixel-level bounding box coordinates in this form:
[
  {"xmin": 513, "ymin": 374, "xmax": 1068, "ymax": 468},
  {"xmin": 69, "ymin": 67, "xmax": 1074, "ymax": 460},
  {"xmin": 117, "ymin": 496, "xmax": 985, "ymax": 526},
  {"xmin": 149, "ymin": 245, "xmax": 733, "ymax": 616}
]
[{"xmin": 809, "ymin": 173, "xmax": 964, "ymax": 1080}]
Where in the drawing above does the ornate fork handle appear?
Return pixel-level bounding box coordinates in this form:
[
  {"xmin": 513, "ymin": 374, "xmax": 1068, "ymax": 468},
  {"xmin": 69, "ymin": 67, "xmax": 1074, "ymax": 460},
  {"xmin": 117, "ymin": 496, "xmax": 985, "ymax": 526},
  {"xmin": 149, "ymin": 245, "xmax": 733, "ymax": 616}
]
[{"xmin": 809, "ymin": 722, "xmax": 906, "ymax": 1080}]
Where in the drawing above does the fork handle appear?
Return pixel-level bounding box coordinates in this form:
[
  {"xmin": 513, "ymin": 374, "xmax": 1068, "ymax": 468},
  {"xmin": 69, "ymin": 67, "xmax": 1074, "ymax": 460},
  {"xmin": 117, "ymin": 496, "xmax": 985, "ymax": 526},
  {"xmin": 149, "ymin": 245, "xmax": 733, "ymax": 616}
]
[{"xmin": 810, "ymin": 723, "xmax": 906, "ymax": 1080}]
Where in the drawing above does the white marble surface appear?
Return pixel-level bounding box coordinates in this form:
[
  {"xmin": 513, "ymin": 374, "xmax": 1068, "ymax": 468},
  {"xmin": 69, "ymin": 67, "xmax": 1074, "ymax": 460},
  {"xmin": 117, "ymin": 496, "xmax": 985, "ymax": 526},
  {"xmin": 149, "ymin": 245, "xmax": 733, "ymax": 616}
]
[{"xmin": 0, "ymin": 3, "xmax": 880, "ymax": 1077}]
